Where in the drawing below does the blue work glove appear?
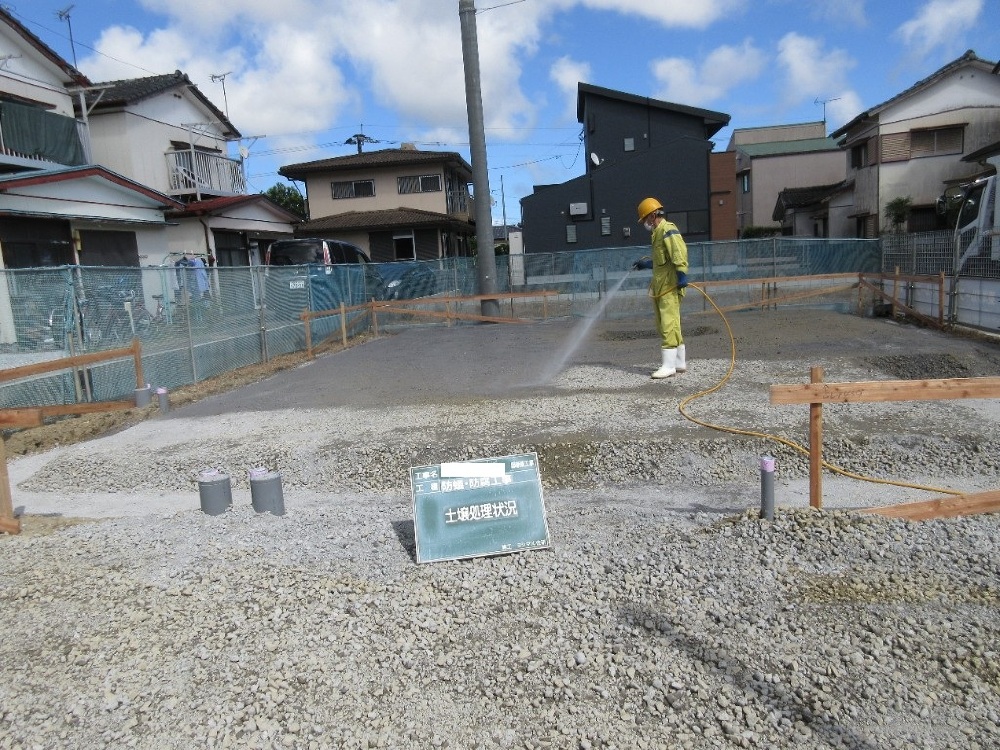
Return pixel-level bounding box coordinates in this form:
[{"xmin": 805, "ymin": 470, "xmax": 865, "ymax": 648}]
[
  {"xmin": 676, "ymin": 271, "xmax": 688, "ymax": 288},
  {"xmin": 631, "ymin": 258, "xmax": 653, "ymax": 271}
]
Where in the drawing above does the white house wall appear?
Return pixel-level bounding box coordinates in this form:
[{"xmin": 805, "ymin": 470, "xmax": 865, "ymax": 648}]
[
  {"xmin": 88, "ymin": 93, "xmax": 232, "ymax": 196},
  {"xmin": 886, "ymin": 68, "xmax": 1000, "ymax": 125},
  {"xmin": 162, "ymin": 221, "xmax": 210, "ymax": 263},
  {"xmin": 305, "ymin": 165, "xmax": 449, "ymax": 218},
  {"xmin": 0, "ymin": 179, "xmax": 170, "ymax": 223},
  {"xmin": 0, "ymin": 26, "xmax": 76, "ymax": 115},
  {"xmin": 874, "ymin": 72, "xmax": 1000, "ymax": 225}
]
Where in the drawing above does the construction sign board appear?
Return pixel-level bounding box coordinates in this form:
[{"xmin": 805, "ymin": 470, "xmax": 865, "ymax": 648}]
[{"xmin": 410, "ymin": 453, "xmax": 551, "ymax": 564}]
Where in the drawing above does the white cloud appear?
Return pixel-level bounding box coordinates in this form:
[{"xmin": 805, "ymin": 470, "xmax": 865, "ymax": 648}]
[
  {"xmin": 575, "ymin": 0, "xmax": 746, "ymax": 29},
  {"xmin": 73, "ymin": 0, "xmax": 755, "ymax": 167},
  {"xmin": 805, "ymin": 0, "xmax": 867, "ymax": 28},
  {"xmin": 651, "ymin": 40, "xmax": 766, "ymax": 107},
  {"xmin": 550, "ymin": 57, "xmax": 591, "ymax": 122},
  {"xmin": 776, "ymin": 32, "xmax": 857, "ymax": 109},
  {"xmin": 895, "ymin": 0, "xmax": 983, "ymax": 58}
]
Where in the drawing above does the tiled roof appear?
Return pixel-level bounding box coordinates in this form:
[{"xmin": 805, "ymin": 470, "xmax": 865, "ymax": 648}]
[
  {"xmin": 167, "ymin": 194, "xmax": 300, "ymax": 221},
  {"xmin": 298, "ymin": 207, "xmax": 473, "ymax": 233},
  {"xmin": 280, "ymin": 148, "xmax": 472, "ymax": 177},
  {"xmin": 831, "ymin": 50, "xmax": 997, "ymax": 138},
  {"xmin": 86, "ymin": 70, "xmax": 240, "ymax": 137},
  {"xmin": 737, "ymin": 137, "xmax": 842, "ymax": 158},
  {"xmin": 772, "ymin": 181, "xmax": 849, "ymax": 221},
  {"xmin": 0, "ymin": 165, "xmax": 182, "ymax": 207}
]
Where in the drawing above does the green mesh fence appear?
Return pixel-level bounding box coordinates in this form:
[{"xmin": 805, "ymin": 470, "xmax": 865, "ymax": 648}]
[{"xmin": 0, "ymin": 236, "xmax": 972, "ymax": 412}]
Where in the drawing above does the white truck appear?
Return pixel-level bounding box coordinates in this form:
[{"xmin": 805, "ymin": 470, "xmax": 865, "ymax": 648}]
[{"xmin": 951, "ymin": 154, "xmax": 1000, "ymax": 277}]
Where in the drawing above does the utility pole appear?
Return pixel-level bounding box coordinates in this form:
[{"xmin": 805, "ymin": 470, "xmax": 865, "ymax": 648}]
[{"xmin": 458, "ymin": 0, "xmax": 500, "ymax": 318}]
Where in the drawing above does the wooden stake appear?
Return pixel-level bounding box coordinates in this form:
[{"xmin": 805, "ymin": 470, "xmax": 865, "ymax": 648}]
[
  {"xmin": 0, "ymin": 438, "xmax": 20, "ymax": 535},
  {"xmin": 303, "ymin": 309, "xmax": 313, "ymax": 358},
  {"xmin": 132, "ymin": 338, "xmax": 144, "ymax": 388},
  {"xmin": 809, "ymin": 366, "xmax": 823, "ymax": 509},
  {"xmin": 340, "ymin": 302, "xmax": 347, "ymax": 347}
]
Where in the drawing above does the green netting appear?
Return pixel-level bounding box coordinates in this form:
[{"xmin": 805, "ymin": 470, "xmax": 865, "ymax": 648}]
[{"xmin": 0, "ymin": 235, "xmax": 989, "ymax": 411}]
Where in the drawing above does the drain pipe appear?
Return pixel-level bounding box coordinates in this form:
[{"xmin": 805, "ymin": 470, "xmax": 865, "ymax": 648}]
[{"xmin": 760, "ymin": 455, "xmax": 775, "ymax": 521}]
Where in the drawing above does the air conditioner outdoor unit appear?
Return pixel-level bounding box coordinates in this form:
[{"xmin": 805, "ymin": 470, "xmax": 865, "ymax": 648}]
[{"xmin": 568, "ymin": 202, "xmax": 588, "ymax": 216}]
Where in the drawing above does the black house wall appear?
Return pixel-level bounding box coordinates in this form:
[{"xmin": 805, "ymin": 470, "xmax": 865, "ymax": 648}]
[{"xmin": 522, "ymin": 93, "xmax": 715, "ymax": 253}]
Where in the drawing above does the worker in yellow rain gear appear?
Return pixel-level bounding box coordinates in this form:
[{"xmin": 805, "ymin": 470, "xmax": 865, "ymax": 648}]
[{"xmin": 631, "ymin": 197, "xmax": 689, "ymax": 379}]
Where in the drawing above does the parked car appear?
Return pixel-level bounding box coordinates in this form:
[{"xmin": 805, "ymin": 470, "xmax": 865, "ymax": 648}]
[
  {"xmin": 265, "ymin": 238, "xmax": 385, "ymax": 310},
  {"xmin": 377, "ymin": 261, "xmax": 438, "ymax": 300}
]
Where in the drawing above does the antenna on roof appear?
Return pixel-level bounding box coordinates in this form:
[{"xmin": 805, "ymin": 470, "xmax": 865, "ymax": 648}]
[
  {"xmin": 210, "ymin": 72, "xmax": 232, "ymax": 118},
  {"xmin": 345, "ymin": 129, "xmax": 379, "ymax": 154},
  {"xmin": 56, "ymin": 5, "xmax": 77, "ymax": 68},
  {"xmin": 814, "ymin": 96, "xmax": 841, "ymax": 124}
]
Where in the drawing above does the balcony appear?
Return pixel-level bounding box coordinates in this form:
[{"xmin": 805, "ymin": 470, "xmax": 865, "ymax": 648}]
[
  {"xmin": 0, "ymin": 102, "xmax": 87, "ymax": 169},
  {"xmin": 166, "ymin": 149, "xmax": 246, "ymax": 198}
]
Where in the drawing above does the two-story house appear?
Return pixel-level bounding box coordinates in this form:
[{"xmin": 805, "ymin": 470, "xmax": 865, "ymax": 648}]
[
  {"xmin": 520, "ymin": 83, "xmax": 729, "ymax": 253},
  {"xmin": 727, "ymin": 122, "xmax": 845, "ymax": 236},
  {"xmin": 81, "ymin": 70, "xmax": 297, "ymax": 268},
  {"xmin": 278, "ymin": 146, "xmax": 476, "ymax": 261},
  {"xmin": 830, "ymin": 50, "xmax": 1000, "ymax": 237},
  {"xmin": 0, "ymin": 8, "xmax": 185, "ymax": 273}
]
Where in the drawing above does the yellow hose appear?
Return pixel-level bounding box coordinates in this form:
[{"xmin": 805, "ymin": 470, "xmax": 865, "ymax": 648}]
[{"xmin": 675, "ymin": 282, "xmax": 963, "ymax": 497}]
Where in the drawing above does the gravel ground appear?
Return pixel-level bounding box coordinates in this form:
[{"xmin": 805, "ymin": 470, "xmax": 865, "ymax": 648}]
[{"xmin": 2, "ymin": 305, "xmax": 1000, "ymax": 749}]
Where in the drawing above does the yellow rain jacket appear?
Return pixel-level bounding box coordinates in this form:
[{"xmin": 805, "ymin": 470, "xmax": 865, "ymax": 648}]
[{"xmin": 649, "ymin": 218, "xmax": 689, "ymax": 348}]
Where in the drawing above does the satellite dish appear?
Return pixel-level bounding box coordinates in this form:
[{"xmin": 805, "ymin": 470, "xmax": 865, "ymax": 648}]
[
  {"xmin": 238, "ymin": 145, "xmax": 250, "ymax": 159},
  {"xmin": 590, "ymin": 152, "xmax": 602, "ymax": 166}
]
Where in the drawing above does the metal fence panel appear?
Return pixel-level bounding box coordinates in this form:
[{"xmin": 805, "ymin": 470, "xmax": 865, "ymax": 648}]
[{"xmin": 0, "ymin": 235, "xmax": 993, "ymax": 411}]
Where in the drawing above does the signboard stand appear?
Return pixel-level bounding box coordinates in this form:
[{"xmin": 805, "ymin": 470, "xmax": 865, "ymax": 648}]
[{"xmin": 410, "ymin": 453, "xmax": 550, "ymax": 564}]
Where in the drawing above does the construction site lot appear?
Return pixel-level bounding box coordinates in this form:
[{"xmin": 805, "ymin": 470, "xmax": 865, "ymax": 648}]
[
  {"xmin": 3, "ymin": 288, "xmax": 1000, "ymax": 750},
  {"xmin": 5, "ymin": 284, "xmax": 1000, "ymax": 524}
]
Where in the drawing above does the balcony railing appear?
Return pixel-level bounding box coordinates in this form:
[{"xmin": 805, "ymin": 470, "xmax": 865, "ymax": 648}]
[{"xmin": 166, "ymin": 149, "xmax": 246, "ymax": 198}]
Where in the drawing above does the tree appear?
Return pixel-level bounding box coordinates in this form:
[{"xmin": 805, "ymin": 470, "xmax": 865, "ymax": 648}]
[
  {"xmin": 262, "ymin": 182, "xmax": 306, "ymax": 219},
  {"xmin": 883, "ymin": 196, "xmax": 913, "ymax": 233}
]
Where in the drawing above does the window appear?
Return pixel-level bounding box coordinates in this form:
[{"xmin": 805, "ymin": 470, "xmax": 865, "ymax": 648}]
[
  {"xmin": 623, "ymin": 137, "xmax": 635, "ymax": 152},
  {"xmin": 600, "ymin": 216, "xmax": 611, "ymax": 236},
  {"xmin": 331, "ymin": 179, "xmax": 375, "ymax": 199},
  {"xmin": 398, "ymin": 174, "xmax": 442, "ymax": 194},
  {"xmin": 880, "ymin": 127, "xmax": 964, "ymax": 162},
  {"xmin": 851, "ymin": 141, "xmax": 869, "ymax": 169},
  {"xmin": 740, "ymin": 173, "xmax": 751, "ymax": 193},
  {"xmin": 911, "ymin": 126, "xmax": 963, "ymax": 158},
  {"xmin": 566, "ymin": 225, "xmax": 578, "ymax": 243}
]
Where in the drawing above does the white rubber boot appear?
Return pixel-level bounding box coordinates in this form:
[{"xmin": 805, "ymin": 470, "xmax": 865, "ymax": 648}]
[
  {"xmin": 651, "ymin": 348, "xmax": 677, "ymax": 379},
  {"xmin": 676, "ymin": 344, "xmax": 687, "ymax": 373}
]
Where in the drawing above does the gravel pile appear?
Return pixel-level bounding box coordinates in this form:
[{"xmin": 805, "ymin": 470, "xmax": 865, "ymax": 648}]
[
  {"xmin": 2, "ymin": 504, "xmax": 998, "ymax": 749},
  {"xmin": 3, "ymin": 313, "xmax": 1000, "ymax": 749}
]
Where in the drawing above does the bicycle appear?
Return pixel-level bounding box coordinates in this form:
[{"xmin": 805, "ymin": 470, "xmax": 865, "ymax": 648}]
[{"xmin": 81, "ymin": 287, "xmax": 157, "ymax": 345}]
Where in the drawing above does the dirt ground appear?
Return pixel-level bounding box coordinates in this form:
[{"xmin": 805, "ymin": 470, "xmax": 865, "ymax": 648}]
[{"xmin": 3, "ymin": 334, "xmax": 373, "ymax": 459}]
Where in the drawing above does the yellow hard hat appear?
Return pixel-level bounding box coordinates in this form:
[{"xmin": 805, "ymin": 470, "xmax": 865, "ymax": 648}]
[{"xmin": 637, "ymin": 197, "xmax": 663, "ymax": 222}]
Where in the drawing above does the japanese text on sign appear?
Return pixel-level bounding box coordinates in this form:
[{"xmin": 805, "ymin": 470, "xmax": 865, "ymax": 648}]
[{"xmin": 445, "ymin": 499, "xmax": 518, "ymax": 524}]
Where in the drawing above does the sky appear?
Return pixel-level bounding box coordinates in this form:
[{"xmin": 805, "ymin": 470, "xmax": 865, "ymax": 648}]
[{"xmin": 12, "ymin": 0, "xmax": 1000, "ymax": 225}]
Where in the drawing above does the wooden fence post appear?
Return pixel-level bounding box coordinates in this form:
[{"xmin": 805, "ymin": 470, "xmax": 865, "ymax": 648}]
[
  {"xmin": 340, "ymin": 302, "xmax": 347, "ymax": 347},
  {"xmin": 132, "ymin": 338, "xmax": 144, "ymax": 388},
  {"xmin": 938, "ymin": 271, "xmax": 945, "ymax": 327},
  {"xmin": 0, "ymin": 438, "xmax": 20, "ymax": 535},
  {"xmin": 809, "ymin": 366, "xmax": 823, "ymax": 509}
]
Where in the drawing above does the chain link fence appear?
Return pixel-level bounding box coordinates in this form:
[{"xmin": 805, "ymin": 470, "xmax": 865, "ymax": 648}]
[
  {"xmin": 4, "ymin": 236, "xmax": 965, "ymax": 411},
  {"xmin": 878, "ymin": 230, "xmax": 1000, "ymax": 329}
]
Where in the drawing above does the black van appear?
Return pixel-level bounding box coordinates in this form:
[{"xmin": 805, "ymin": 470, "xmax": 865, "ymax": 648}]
[
  {"xmin": 266, "ymin": 238, "xmax": 372, "ymax": 267},
  {"xmin": 264, "ymin": 238, "xmax": 385, "ymax": 310}
]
